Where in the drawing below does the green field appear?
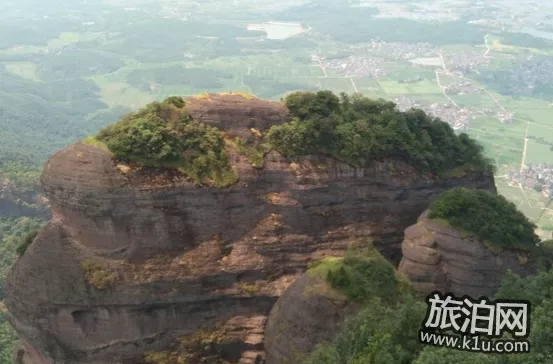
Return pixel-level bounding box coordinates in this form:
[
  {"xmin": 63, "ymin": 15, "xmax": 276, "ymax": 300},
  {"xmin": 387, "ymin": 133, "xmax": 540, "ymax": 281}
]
[
  {"xmin": 496, "ymin": 96, "xmax": 553, "ymax": 124},
  {"xmin": 386, "ymin": 68, "xmax": 436, "ymax": 80},
  {"xmin": 449, "ymin": 92, "xmax": 500, "ymax": 108},
  {"xmin": 470, "ymin": 134, "xmax": 523, "ymax": 166},
  {"xmin": 378, "ymin": 79, "xmax": 443, "ymax": 95},
  {"xmin": 527, "ymin": 122, "xmax": 553, "ymax": 140},
  {"xmin": 436, "ymin": 74, "xmax": 457, "ymax": 87},
  {"xmin": 469, "ymin": 116, "xmax": 527, "ymax": 137},
  {"xmin": 90, "ymin": 75, "xmax": 154, "ymax": 109},
  {"xmin": 406, "ymin": 93, "xmax": 448, "ymax": 103},
  {"xmin": 525, "ymin": 140, "xmax": 553, "ymax": 164},
  {"xmin": 466, "ymin": 116, "xmax": 525, "ymax": 166},
  {"xmin": 490, "ymin": 37, "xmax": 553, "ymax": 56},
  {"xmin": 495, "ymin": 179, "xmax": 547, "ymax": 223}
]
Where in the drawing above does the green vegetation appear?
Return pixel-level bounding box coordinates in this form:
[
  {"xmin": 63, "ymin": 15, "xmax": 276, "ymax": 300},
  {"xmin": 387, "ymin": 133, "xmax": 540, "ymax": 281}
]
[
  {"xmin": 276, "ymin": 5, "xmax": 487, "ymax": 45},
  {"xmin": 80, "ymin": 260, "xmax": 115, "ymax": 290},
  {"xmin": 267, "ymin": 91, "xmax": 494, "ymax": 176},
  {"xmin": 82, "ymin": 135, "xmax": 109, "ymax": 150},
  {"xmin": 0, "ymin": 217, "xmax": 46, "ymax": 362},
  {"xmin": 93, "ymin": 88, "xmax": 491, "ymax": 186},
  {"xmin": 142, "ymin": 328, "xmax": 229, "ymax": 364},
  {"xmin": 0, "ymin": 160, "xmax": 41, "ymax": 197},
  {"xmin": 0, "ymin": 217, "xmax": 46, "ymax": 298},
  {"xmin": 305, "ymin": 253, "xmax": 553, "ymax": 364},
  {"xmin": 306, "ymin": 295, "xmax": 426, "ymax": 364},
  {"xmin": 95, "ymin": 97, "xmax": 238, "ymax": 187},
  {"xmin": 409, "ymin": 269, "xmax": 553, "ymax": 364},
  {"xmin": 15, "ymin": 230, "xmax": 39, "ymax": 256},
  {"xmin": 127, "ymin": 66, "xmax": 234, "ymax": 91},
  {"xmin": 304, "ymin": 242, "xmax": 421, "ymax": 364},
  {"xmin": 428, "ymin": 187, "xmax": 540, "ymax": 250},
  {"xmin": 237, "ymin": 282, "xmax": 260, "ymax": 295},
  {"xmin": 232, "ymin": 136, "xmax": 271, "ymax": 168},
  {"xmin": 0, "ymin": 312, "xmax": 17, "ymax": 364},
  {"xmin": 308, "ymin": 243, "xmax": 412, "ymax": 304}
]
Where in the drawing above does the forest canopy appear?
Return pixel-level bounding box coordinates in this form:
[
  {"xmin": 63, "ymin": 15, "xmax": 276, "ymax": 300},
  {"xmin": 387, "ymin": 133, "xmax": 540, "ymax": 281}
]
[{"xmin": 267, "ymin": 91, "xmax": 495, "ymax": 176}]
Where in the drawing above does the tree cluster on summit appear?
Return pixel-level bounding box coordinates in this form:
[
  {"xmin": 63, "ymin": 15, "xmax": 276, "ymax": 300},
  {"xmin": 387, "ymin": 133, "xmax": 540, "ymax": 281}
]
[{"xmin": 92, "ymin": 90, "xmax": 494, "ymax": 186}]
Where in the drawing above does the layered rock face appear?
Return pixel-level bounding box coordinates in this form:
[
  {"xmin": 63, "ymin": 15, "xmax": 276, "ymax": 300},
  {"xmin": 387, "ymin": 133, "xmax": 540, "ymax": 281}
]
[
  {"xmin": 398, "ymin": 211, "xmax": 538, "ymax": 298},
  {"xmin": 6, "ymin": 94, "xmax": 495, "ymax": 364}
]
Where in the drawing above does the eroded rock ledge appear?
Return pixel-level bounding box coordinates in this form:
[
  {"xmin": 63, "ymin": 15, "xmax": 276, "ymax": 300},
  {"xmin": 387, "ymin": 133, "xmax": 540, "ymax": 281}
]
[
  {"xmin": 6, "ymin": 94, "xmax": 496, "ymax": 364},
  {"xmin": 398, "ymin": 210, "xmax": 538, "ymax": 298}
]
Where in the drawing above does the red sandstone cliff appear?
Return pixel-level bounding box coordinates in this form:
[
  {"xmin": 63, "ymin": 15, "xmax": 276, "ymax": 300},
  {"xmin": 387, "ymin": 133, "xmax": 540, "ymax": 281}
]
[
  {"xmin": 5, "ymin": 93, "xmax": 495, "ymax": 364},
  {"xmin": 398, "ymin": 210, "xmax": 538, "ymax": 298}
]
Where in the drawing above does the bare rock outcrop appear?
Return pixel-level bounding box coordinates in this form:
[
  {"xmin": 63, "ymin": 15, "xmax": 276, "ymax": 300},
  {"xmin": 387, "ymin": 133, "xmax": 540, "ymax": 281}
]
[
  {"xmin": 185, "ymin": 93, "xmax": 289, "ymax": 140},
  {"xmin": 6, "ymin": 94, "xmax": 496, "ymax": 364},
  {"xmin": 398, "ymin": 210, "xmax": 538, "ymax": 298}
]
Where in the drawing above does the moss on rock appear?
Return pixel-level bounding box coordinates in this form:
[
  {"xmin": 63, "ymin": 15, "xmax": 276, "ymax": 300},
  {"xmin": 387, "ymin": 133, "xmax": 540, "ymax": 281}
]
[{"xmin": 80, "ymin": 259, "xmax": 115, "ymax": 289}]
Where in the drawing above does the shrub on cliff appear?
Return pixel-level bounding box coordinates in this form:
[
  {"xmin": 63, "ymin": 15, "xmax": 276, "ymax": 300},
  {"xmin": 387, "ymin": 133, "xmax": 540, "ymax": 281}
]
[
  {"xmin": 303, "ymin": 243, "xmax": 421, "ymax": 364},
  {"xmin": 16, "ymin": 230, "xmax": 39, "ymax": 256},
  {"xmin": 308, "ymin": 242, "xmax": 413, "ymax": 304},
  {"xmin": 267, "ymin": 91, "xmax": 494, "ymax": 176},
  {"xmin": 305, "ymin": 295, "xmax": 426, "ymax": 364},
  {"xmin": 95, "ymin": 98, "xmax": 237, "ymax": 186},
  {"xmin": 428, "ymin": 187, "xmax": 540, "ymax": 250}
]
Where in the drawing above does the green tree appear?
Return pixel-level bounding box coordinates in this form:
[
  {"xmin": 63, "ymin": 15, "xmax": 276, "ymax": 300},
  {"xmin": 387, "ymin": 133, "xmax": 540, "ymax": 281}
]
[
  {"xmin": 427, "ymin": 188, "xmax": 540, "ymax": 250},
  {"xmin": 267, "ymin": 91, "xmax": 494, "ymax": 176},
  {"xmin": 413, "ymin": 347, "xmax": 500, "ymax": 364},
  {"xmin": 94, "ymin": 99, "xmax": 235, "ymax": 186},
  {"xmin": 305, "ymin": 296, "xmax": 426, "ymax": 364}
]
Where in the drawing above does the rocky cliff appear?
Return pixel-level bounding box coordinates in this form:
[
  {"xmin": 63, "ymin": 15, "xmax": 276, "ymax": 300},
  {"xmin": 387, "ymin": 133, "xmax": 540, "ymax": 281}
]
[
  {"xmin": 398, "ymin": 210, "xmax": 538, "ymax": 298},
  {"xmin": 5, "ymin": 93, "xmax": 495, "ymax": 364}
]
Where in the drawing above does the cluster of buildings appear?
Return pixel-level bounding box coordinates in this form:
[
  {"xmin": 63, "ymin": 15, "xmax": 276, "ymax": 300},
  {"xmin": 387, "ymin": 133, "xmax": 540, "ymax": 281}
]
[
  {"xmin": 322, "ymin": 56, "xmax": 386, "ymax": 78},
  {"xmin": 508, "ymin": 164, "xmax": 553, "ymax": 198},
  {"xmin": 394, "ymin": 96, "xmax": 471, "ymax": 130},
  {"xmin": 368, "ymin": 40, "xmax": 436, "ymax": 60},
  {"xmin": 444, "ymin": 80, "xmax": 483, "ymax": 95},
  {"xmin": 398, "ymin": 76, "xmax": 423, "ymax": 83},
  {"xmin": 501, "ymin": 57, "xmax": 553, "ymax": 96},
  {"xmin": 315, "ymin": 39, "xmax": 522, "ymax": 130},
  {"xmin": 445, "ymin": 51, "xmax": 493, "ymax": 73}
]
